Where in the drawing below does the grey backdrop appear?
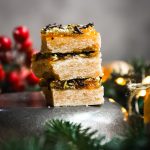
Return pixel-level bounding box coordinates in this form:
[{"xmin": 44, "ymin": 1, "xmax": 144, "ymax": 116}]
[{"xmin": 0, "ymin": 0, "xmax": 150, "ymax": 62}]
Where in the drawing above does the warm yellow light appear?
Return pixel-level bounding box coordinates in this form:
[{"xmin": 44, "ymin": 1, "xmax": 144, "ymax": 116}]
[
  {"xmin": 121, "ymin": 107, "xmax": 127, "ymax": 113},
  {"xmin": 142, "ymin": 76, "xmax": 150, "ymax": 84},
  {"xmin": 137, "ymin": 90, "xmax": 147, "ymax": 98},
  {"xmin": 121, "ymin": 107, "xmax": 128, "ymax": 121},
  {"xmin": 108, "ymin": 98, "xmax": 116, "ymax": 103},
  {"xmin": 115, "ymin": 77, "xmax": 126, "ymax": 86}
]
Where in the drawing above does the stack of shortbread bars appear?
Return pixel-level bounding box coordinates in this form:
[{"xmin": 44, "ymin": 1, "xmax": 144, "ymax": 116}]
[{"xmin": 32, "ymin": 23, "xmax": 104, "ymax": 106}]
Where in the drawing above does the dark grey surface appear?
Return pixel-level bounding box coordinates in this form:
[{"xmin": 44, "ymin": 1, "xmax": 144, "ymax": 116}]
[{"xmin": 0, "ymin": 99, "xmax": 127, "ymax": 141}]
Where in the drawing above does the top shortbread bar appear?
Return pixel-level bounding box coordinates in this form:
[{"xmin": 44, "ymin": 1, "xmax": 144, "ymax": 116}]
[{"xmin": 41, "ymin": 23, "xmax": 101, "ymax": 53}]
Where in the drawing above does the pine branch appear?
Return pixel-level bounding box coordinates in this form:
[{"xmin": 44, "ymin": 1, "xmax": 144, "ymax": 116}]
[
  {"xmin": 0, "ymin": 137, "xmax": 44, "ymax": 150},
  {"xmin": 119, "ymin": 127, "xmax": 150, "ymax": 150},
  {"xmin": 0, "ymin": 119, "xmax": 150, "ymax": 150},
  {"xmin": 0, "ymin": 119, "xmax": 104, "ymax": 150},
  {"xmin": 44, "ymin": 119, "xmax": 104, "ymax": 150}
]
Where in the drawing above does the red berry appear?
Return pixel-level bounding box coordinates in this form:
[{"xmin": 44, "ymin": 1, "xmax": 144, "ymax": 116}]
[
  {"xmin": 26, "ymin": 71, "xmax": 39, "ymax": 85},
  {"xmin": 0, "ymin": 36, "xmax": 12, "ymax": 51},
  {"xmin": 7, "ymin": 71, "xmax": 25, "ymax": 92},
  {"xmin": 7, "ymin": 71, "xmax": 20, "ymax": 84},
  {"xmin": 13, "ymin": 26, "xmax": 29, "ymax": 43},
  {"xmin": 13, "ymin": 81, "xmax": 25, "ymax": 92},
  {"xmin": 0, "ymin": 65, "xmax": 5, "ymax": 81},
  {"xmin": 19, "ymin": 38, "xmax": 32, "ymax": 52}
]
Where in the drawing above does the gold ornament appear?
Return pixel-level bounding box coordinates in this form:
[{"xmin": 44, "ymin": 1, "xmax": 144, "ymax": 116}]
[
  {"xmin": 144, "ymin": 88, "xmax": 150, "ymax": 124},
  {"xmin": 102, "ymin": 60, "xmax": 133, "ymax": 82},
  {"xmin": 143, "ymin": 76, "xmax": 150, "ymax": 124},
  {"xmin": 105, "ymin": 60, "xmax": 133, "ymax": 75}
]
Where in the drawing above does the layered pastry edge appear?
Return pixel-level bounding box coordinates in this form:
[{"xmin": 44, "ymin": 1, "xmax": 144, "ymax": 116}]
[
  {"xmin": 41, "ymin": 23, "xmax": 101, "ymax": 53},
  {"xmin": 31, "ymin": 52, "xmax": 103, "ymax": 80},
  {"xmin": 32, "ymin": 23, "xmax": 104, "ymax": 106},
  {"xmin": 41, "ymin": 84, "xmax": 104, "ymax": 106}
]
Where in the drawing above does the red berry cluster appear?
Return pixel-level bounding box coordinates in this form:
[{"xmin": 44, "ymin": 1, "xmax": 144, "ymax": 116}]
[
  {"xmin": 0, "ymin": 26, "xmax": 34, "ymax": 66},
  {"xmin": 6, "ymin": 69, "xmax": 39, "ymax": 92},
  {"xmin": 13, "ymin": 26, "xmax": 34, "ymax": 66},
  {"xmin": 0, "ymin": 26, "xmax": 39, "ymax": 93}
]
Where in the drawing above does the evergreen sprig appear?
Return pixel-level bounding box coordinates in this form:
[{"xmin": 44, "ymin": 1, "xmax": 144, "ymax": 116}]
[
  {"xmin": 44, "ymin": 119, "xmax": 104, "ymax": 150},
  {"xmin": 0, "ymin": 120, "xmax": 104, "ymax": 150},
  {"xmin": 0, "ymin": 119, "xmax": 150, "ymax": 150},
  {"xmin": 0, "ymin": 137, "xmax": 43, "ymax": 150}
]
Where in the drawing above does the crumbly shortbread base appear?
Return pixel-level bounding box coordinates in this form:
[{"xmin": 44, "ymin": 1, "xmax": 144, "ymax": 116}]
[
  {"xmin": 32, "ymin": 53, "xmax": 103, "ymax": 80},
  {"xmin": 42, "ymin": 86, "xmax": 104, "ymax": 106},
  {"xmin": 41, "ymin": 33, "xmax": 101, "ymax": 53}
]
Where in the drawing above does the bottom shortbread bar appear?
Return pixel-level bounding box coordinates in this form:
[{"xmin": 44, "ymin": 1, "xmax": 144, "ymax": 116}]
[{"xmin": 42, "ymin": 86, "xmax": 104, "ymax": 106}]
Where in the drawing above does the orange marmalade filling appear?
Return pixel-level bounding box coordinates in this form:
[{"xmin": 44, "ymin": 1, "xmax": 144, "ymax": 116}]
[
  {"xmin": 32, "ymin": 49, "xmax": 98, "ymax": 61},
  {"xmin": 40, "ymin": 77, "xmax": 102, "ymax": 90}
]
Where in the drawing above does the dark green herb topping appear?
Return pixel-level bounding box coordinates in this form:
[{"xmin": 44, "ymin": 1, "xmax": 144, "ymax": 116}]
[
  {"xmin": 43, "ymin": 23, "xmax": 63, "ymax": 32},
  {"xmin": 80, "ymin": 22, "xmax": 94, "ymax": 29},
  {"xmin": 73, "ymin": 23, "xmax": 94, "ymax": 34},
  {"xmin": 73, "ymin": 26, "xmax": 83, "ymax": 34},
  {"xmin": 41, "ymin": 23, "xmax": 94, "ymax": 34}
]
